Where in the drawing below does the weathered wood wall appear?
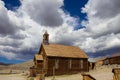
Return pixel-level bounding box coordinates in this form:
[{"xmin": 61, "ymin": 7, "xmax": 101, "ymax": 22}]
[
  {"xmin": 47, "ymin": 57, "xmax": 88, "ymax": 76},
  {"xmin": 104, "ymin": 56, "xmax": 120, "ymax": 65}
]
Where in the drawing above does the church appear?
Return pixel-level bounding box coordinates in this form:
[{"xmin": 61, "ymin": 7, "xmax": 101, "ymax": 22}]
[{"xmin": 30, "ymin": 32, "xmax": 89, "ymax": 76}]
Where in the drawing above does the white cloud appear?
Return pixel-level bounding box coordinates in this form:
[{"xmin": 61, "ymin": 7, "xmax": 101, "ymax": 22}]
[
  {"xmin": 0, "ymin": 0, "xmax": 120, "ymax": 61},
  {"xmin": 80, "ymin": 0, "xmax": 120, "ymax": 55},
  {"xmin": 19, "ymin": 0, "xmax": 64, "ymax": 27},
  {"xmin": 82, "ymin": 0, "xmax": 120, "ymax": 19},
  {"xmin": 0, "ymin": 1, "xmax": 17, "ymax": 35}
]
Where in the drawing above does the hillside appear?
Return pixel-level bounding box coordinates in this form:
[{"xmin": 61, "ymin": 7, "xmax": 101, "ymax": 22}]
[
  {"xmin": 0, "ymin": 62, "xmax": 10, "ymax": 70},
  {"xmin": 9, "ymin": 59, "xmax": 34, "ymax": 70},
  {"xmin": 0, "ymin": 60, "xmax": 34, "ymax": 73},
  {"xmin": 0, "ymin": 62, "xmax": 11, "ymax": 65}
]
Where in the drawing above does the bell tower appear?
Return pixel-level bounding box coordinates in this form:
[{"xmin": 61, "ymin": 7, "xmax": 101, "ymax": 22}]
[{"xmin": 43, "ymin": 31, "xmax": 49, "ymax": 45}]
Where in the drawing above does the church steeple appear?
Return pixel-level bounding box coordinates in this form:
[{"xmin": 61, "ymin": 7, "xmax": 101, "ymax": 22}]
[{"xmin": 43, "ymin": 31, "xmax": 49, "ymax": 45}]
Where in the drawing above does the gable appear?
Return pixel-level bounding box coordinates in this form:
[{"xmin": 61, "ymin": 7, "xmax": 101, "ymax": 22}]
[
  {"xmin": 34, "ymin": 54, "xmax": 43, "ymax": 61},
  {"xmin": 38, "ymin": 44, "xmax": 46, "ymax": 55}
]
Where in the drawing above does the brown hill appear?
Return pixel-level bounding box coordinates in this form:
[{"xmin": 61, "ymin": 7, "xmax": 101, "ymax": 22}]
[
  {"xmin": 0, "ymin": 62, "xmax": 11, "ymax": 65},
  {"xmin": 9, "ymin": 59, "xmax": 34, "ymax": 70},
  {"xmin": 0, "ymin": 60, "xmax": 34, "ymax": 73}
]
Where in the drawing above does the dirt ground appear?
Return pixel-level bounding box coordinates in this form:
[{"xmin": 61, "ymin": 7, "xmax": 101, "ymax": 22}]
[
  {"xmin": 45, "ymin": 65, "xmax": 118, "ymax": 80},
  {"xmin": 0, "ymin": 74, "xmax": 26, "ymax": 80},
  {"xmin": 0, "ymin": 65, "xmax": 120, "ymax": 80}
]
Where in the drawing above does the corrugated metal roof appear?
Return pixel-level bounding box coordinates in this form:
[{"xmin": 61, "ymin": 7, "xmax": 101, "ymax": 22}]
[{"xmin": 42, "ymin": 44, "xmax": 88, "ymax": 58}]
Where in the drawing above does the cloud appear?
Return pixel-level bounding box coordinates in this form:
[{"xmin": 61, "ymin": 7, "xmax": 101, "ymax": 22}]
[
  {"xmin": 0, "ymin": 0, "xmax": 79, "ymax": 61},
  {"xmin": 0, "ymin": 0, "xmax": 120, "ymax": 62},
  {"xmin": 0, "ymin": 1, "xmax": 27, "ymax": 36},
  {"xmin": 80, "ymin": 0, "xmax": 120, "ymax": 57},
  {"xmin": 82, "ymin": 0, "xmax": 120, "ymax": 19},
  {"xmin": 19, "ymin": 0, "xmax": 63, "ymax": 27},
  {"xmin": 0, "ymin": 1, "xmax": 16, "ymax": 35}
]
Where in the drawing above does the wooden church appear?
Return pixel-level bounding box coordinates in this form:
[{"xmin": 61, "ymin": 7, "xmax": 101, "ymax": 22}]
[{"xmin": 30, "ymin": 32, "xmax": 89, "ymax": 76}]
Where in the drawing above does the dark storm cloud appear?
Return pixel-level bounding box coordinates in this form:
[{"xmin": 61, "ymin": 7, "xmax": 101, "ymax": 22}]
[
  {"xmin": 15, "ymin": 47, "xmax": 39, "ymax": 60},
  {"xmin": 87, "ymin": 46, "xmax": 120, "ymax": 57}
]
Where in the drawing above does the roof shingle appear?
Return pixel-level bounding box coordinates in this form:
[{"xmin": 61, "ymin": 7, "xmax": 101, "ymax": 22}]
[{"xmin": 42, "ymin": 44, "xmax": 88, "ymax": 58}]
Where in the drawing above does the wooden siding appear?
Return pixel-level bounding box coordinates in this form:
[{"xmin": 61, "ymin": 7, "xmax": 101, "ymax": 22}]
[
  {"xmin": 46, "ymin": 57, "xmax": 88, "ymax": 76},
  {"xmin": 30, "ymin": 67, "xmax": 36, "ymax": 77},
  {"xmin": 104, "ymin": 56, "xmax": 120, "ymax": 65}
]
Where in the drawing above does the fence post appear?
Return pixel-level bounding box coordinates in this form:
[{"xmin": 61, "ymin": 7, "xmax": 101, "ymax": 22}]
[{"xmin": 52, "ymin": 66, "xmax": 55, "ymax": 80}]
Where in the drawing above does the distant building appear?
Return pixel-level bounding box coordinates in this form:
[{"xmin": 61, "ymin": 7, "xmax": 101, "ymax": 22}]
[
  {"xmin": 95, "ymin": 58, "xmax": 105, "ymax": 67},
  {"xmin": 103, "ymin": 53, "xmax": 120, "ymax": 65},
  {"xmin": 88, "ymin": 58, "xmax": 96, "ymax": 70},
  {"xmin": 30, "ymin": 31, "xmax": 89, "ymax": 76}
]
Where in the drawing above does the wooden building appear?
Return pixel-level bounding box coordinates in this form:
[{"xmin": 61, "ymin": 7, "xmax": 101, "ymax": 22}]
[
  {"xmin": 103, "ymin": 53, "xmax": 120, "ymax": 65},
  {"xmin": 95, "ymin": 57, "xmax": 106, "ymax": 67},
  {"xmin": 31, "ymin": 32, "xmax": 89, "ymax": 76}
]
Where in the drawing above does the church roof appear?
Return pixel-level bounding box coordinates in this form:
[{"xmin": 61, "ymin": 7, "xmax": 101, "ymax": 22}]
[
  {"xmin": 42, "ymin": 44, "xmax": 88, "ymax": 58},
  {"xmin": 34, "ymin": 54, "xmax": 43, "ymax": 61}
]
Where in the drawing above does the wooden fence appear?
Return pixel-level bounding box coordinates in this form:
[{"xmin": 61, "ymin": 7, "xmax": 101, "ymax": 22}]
[
  {"xmin": 82, "ymin": 74, "xmax": 96, "ymax": 80},
  {"xmin": 112, "ymin": 68, "xmax": 120, "ymax": 80}
]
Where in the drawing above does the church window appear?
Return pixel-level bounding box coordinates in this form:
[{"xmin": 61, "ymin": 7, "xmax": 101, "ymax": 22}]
[
  {"xmin": 68, "ymin": 59, "xmax": 72, "ymax": 69},
  {"xmin": 55, "ymin": 59, "xmax": 59, "ymax": 69},
  {"xmin": 80, "ymin": 60, "xmax": 83, "ymax": 69}
]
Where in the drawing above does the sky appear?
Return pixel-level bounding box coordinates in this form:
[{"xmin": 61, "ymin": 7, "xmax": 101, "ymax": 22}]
[{"xmin": 0, "ymin": 0, "xmax": 120, "ymax": 64}]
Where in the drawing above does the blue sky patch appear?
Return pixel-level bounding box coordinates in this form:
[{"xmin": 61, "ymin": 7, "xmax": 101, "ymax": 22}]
[
  {"xmin": 2, "ymin": 0, "xmax": 21, "ymax": 10},
  {"xmin": 0, "ymin": 57, "xmax": 24, "ymax": 64},
  {"xmin": 62, "ymin": 0, "xmax": 88, "ymax": 20},
  {"xmin": 62, "ymin": 0, "xmax": 88, "ymax": 30}
]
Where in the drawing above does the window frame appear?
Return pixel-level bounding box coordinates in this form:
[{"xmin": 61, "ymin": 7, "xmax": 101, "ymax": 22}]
[
  {"xmin": 55, "ymin": 59, "xmax": 59, "ymax": 69},
  {"xmin": 80, "ymin": 59, "xmax": 83, "ymax": 69},
  {"xmin": 68, "ymin": 59, "xmax": 72, "ymax": 69}
]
